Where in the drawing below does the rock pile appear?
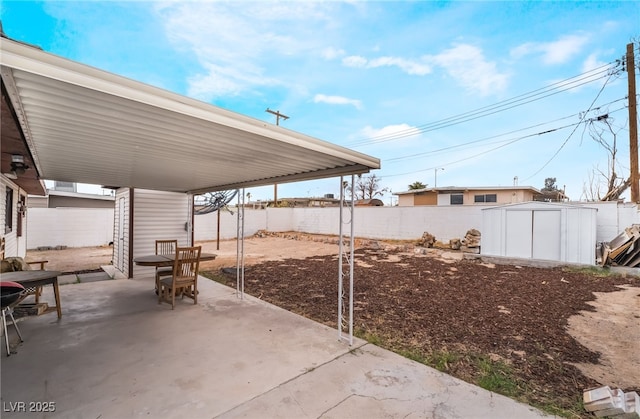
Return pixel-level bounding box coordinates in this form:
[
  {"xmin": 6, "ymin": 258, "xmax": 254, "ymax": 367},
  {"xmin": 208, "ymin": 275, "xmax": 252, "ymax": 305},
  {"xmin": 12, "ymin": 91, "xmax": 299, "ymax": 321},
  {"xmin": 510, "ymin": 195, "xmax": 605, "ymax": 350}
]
[
  {"xmin": 461, "ymin": 229, "xmax": 481, "ymax": 253},
  {"xmin": 416, "ymin": 232, "xmax": 436, "ymax": 248}
]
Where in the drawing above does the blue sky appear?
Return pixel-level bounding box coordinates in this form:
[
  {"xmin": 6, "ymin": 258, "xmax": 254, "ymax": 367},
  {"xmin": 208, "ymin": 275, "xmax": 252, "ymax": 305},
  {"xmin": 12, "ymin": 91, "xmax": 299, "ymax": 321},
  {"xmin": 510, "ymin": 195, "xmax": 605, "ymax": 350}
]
[{"xmin": 2, "ymin": 1, "xmax": 638, "ymax": 204}]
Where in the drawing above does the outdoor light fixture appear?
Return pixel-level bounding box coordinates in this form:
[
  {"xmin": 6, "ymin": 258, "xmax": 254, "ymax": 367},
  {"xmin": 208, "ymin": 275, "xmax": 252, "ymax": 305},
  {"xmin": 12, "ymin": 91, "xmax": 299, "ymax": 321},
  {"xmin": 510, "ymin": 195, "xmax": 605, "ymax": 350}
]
[{"xmin": 9, "ymin": 154, "xmax": 29, "ymax": 177}]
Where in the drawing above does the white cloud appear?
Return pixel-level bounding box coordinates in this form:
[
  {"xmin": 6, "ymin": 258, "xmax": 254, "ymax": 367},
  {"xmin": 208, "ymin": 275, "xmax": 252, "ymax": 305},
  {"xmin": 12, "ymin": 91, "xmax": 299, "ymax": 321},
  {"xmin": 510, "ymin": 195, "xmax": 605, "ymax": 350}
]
[
  {"xmin": 187, "ymin": 63, "xmax": 281, "ymax": 101},
  {"xmin": 314, "ymin": 94, "xmax": 362, "ymax": 110},
  {"xmin": 360, "ymin": 124, "xmax": 421, "ymax": 143},
  {"xmin": 369, "ymin": 57, "xmax": 431, "ymax": 75},
  {"xmin": 430, "ymin": 44, "xmax": 509, "ymax": 96},
  {"xmin": 342, "ymin": 55, "xmax": 431, "ymax": 75},
  {"xmin": 581, "ymin": 53, "xmax": 606, "ymax": 73},
  {"xmin": 342, "ymin": 44, "xmax": 503, "ymax": 95},
  {"xmin": 542, "ymin": 35, "xmax": 590, "ymax": 64},
  {"xmin": 343, "ymin": 55, "xmax": 368, "ymax": 67},
  {"xmin": 510, "ymin": 34, "xmax": 589, "ymax": 65},
  {"xmin": 322, "ymin": 47, "xmax": 345, "ymax": 60},
  {"xmin": 156, "ymin": 2, "xmax": 336, "ymax": 99}
]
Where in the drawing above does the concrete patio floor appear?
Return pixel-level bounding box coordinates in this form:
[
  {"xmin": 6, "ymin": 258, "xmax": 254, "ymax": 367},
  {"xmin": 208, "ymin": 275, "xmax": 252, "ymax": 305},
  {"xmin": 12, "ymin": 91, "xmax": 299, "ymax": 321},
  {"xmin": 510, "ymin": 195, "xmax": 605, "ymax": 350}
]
[{"xmin": 1, "ymin": 274, "xmax": 551, "ymax": 418}]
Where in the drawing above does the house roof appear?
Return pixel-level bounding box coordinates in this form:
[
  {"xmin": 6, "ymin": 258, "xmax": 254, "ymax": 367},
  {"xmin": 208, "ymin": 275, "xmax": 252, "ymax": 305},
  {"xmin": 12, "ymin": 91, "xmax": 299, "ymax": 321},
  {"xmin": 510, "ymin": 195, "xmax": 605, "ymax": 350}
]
[
  {"xmin": 354, "ymin": 199, "xmax": 384, "ymax": 206},
  {"xmin": 45, "ymin": 190, "xmax": 115, "ymax": 201},
  {"xmin": 0, "ymin": 37, "xmax": 380, "ymax": 196},
  {"xmin": 393, "ymin": 186, "xmax": 542, "ymax": 195}
]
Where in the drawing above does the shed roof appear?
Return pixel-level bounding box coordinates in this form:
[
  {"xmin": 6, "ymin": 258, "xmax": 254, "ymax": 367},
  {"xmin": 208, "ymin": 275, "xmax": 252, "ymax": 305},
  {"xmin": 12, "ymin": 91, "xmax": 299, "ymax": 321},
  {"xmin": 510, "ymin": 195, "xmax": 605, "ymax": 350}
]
[{"xmin": 0, "ymin": 37, "xmax": 380, "ymax": 196}]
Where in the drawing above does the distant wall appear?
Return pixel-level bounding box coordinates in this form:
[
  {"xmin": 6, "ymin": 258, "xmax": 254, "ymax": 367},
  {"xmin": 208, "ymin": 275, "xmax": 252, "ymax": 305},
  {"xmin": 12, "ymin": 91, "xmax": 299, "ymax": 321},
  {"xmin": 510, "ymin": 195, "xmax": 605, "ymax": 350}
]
[
  {"xmin": 27, "ymin": 207, "xmax": 114, "ymax": 249},
  {"xmin": 194, "ymin": 206, "xmax": 484, "ymax": 243},
  {"xmin": 196, "ymin": 203, "xmax": 638, "ymax": 244},
  {"xmin": 28, "ymin": 202, "xmax": 640, "ymax": 248},
  {"xmin": 574, "ymin": 201, "xmax": 639, "ymax": 242},
  {"xmin": 194, "ymin": 210, "xmax": 268, "ymax": 240}
]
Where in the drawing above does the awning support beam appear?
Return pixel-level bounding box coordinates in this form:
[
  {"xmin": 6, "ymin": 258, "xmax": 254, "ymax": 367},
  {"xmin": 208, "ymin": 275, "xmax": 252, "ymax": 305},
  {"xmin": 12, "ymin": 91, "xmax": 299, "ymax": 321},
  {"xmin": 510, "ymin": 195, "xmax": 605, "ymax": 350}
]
[
  {"xmin": 236, "ymin": 188, "xmax": 245, "ymax": 300},
  {"xmin": 338, "ymin": 175, "xmax": 355, "ymax": 345}
]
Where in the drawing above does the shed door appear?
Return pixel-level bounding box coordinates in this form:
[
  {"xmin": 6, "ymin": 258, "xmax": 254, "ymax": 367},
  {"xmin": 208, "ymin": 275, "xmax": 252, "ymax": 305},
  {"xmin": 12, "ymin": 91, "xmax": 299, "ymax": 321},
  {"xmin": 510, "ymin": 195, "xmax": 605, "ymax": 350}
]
[
  {"xmin": 505, "ymin": 211, "xmax": 532, "ymax": 258},
  {"xmin": 532, "ymin": 210, "xmax": 561, "ymax": 260}
]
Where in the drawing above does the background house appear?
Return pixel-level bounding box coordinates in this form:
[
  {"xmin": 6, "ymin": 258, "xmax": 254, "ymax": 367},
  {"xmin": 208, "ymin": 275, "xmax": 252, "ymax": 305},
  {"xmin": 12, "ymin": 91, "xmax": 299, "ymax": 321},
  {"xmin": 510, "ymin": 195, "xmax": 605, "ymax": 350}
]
[
  {"xmin": 394, "ymin": 186, "xmax": 561, "ymax": 207},
  {"xmin": 354, "ymin": 199, "xmax": 384, "ymax": 206},
  {"xmin": 25, "ymin": 185, "xmax": 115, "ymax": 250},
  {"xmin": 28, "ymin": 190, "xmax": 115, "ymax": 209}
]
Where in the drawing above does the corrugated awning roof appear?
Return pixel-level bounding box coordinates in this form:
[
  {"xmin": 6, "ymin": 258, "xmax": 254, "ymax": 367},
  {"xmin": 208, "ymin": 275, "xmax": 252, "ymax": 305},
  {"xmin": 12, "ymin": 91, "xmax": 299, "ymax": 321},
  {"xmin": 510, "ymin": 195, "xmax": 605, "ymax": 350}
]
[{"xmin": 0, "ymin": 37, "xmax": 379, "ymax": 195}]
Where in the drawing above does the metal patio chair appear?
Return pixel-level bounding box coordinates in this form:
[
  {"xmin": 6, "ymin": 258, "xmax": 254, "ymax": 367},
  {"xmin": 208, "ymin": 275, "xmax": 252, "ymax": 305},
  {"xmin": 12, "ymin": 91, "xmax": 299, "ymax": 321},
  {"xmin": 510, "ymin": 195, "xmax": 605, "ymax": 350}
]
[{"xmin": 1, "ymin": 281, "xmax": 27, "ymax": 356}]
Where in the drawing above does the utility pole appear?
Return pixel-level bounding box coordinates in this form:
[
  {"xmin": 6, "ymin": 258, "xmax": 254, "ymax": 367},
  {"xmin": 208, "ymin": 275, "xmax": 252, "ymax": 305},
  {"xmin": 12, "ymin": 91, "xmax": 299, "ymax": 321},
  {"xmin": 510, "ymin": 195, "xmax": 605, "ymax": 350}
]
[
  {"xmin": 627, "ymin": 43, "xmax": 639, "ymax": 203},
  {"xmin": 266, "ymin": 108, "xmax": 289, "ymax": 126},
  {"xmin": 266, "ymin": 108, "xmax": 290, "ymax": 206},
  {"xmin": 434, "ymin": 167, "xmax": 444, "ymax": 188}
]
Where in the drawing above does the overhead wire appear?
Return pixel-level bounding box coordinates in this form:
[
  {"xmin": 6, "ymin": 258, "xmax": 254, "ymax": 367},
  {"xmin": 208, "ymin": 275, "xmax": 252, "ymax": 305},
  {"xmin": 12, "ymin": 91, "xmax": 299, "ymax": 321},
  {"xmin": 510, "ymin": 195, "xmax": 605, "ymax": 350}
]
[
  {"xmin": 380, "ymin": 125, "xmax": 575, "ymax": 179},
  {"xmin": 347, "ymin": 60, "xmax": 621, "ymax": 148},
  {"xmin": 521, "ymin": 71, "xmax": 616, "ymax": 181},
  {"xmin": 379, "ymin": 103, "xmax": 628, "ymax": 180},
  {"xmin": 384, "ymin": 96, "xmax": 628, "ymax": 163}
]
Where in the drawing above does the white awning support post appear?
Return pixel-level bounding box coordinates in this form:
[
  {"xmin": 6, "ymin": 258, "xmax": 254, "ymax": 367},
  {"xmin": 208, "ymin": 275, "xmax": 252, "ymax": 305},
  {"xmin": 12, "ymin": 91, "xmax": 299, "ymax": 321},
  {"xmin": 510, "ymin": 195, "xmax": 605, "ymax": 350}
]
[
  {"xmin": 236, "ymin": 188, "xmax": 245, "ymax": 300},
  {"xmin": 338, "ymin": 175, "xmax": 355, "ymax": 345}
]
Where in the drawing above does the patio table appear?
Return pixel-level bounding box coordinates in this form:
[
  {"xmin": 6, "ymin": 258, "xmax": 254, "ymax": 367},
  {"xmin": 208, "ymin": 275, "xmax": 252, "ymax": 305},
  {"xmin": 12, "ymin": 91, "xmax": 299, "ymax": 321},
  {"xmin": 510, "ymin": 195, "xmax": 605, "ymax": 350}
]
[
  {"xmin": 133, "ymin": 253, "xmax": 217, "ymax": 267},
  {"xmin": 0, "ymin": 270, "xmax": 62, "ymax": 319},
  {"xmin": 134, "ymin": 253, "xmax": 216, "ymax": 296}
]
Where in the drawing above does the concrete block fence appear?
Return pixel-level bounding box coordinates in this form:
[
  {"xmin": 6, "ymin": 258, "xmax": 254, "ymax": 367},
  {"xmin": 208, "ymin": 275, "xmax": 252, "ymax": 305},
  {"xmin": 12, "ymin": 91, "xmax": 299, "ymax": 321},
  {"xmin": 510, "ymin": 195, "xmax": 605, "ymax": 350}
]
[{"xmin": 27, "ymin": 202, "xmax": 638, "ymax": 249}]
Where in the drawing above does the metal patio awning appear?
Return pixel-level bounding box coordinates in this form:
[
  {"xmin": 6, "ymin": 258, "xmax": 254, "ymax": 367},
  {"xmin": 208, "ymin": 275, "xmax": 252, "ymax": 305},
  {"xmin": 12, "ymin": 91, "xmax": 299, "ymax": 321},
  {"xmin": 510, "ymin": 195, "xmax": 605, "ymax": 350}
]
[{"xmin": 0, "ymin": 37, "xmax": 380, "ymax": 195}]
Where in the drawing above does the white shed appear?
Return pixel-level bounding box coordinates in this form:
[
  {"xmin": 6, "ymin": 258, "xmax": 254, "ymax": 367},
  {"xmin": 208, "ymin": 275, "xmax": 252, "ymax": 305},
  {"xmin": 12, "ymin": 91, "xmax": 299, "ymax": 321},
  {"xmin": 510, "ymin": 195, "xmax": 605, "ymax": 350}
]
[{"xmin": 481, "ymin": 202, "xmax": 598, "ymax": 265}]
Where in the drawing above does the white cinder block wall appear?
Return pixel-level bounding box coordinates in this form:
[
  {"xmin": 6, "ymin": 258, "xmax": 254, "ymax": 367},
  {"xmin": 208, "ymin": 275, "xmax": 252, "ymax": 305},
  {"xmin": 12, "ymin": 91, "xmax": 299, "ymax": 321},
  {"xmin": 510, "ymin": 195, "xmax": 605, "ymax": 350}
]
[
  {"xmin": 194, "ymin": 209, "xmax": 269, "ymax": 240},
  {"xmin": 27, "ymin": 202, "xmax": 639, "ymax": 248},
  {"xmin": 27, "ymin": 208, "xmax": 114, "ymax": 249},
  {"xmin": 194, "ymin": 206, "xmax": 485, "ymax": 243}
]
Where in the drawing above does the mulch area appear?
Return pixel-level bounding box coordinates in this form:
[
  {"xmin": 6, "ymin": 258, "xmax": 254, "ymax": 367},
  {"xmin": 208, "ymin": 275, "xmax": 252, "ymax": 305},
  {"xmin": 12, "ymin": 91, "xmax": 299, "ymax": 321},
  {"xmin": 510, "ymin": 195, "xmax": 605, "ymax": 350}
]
[{"xmin": 205, "ymin": 247, "xmax": 639, "ymax": 417}]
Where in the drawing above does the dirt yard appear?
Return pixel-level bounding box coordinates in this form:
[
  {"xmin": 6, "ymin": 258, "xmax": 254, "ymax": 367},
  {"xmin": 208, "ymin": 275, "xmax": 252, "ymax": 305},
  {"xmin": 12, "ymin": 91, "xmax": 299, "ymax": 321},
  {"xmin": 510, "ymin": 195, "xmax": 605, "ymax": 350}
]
[{"xmin": 26, "ymin": 233, "xmax": 640, "ymax": 417}]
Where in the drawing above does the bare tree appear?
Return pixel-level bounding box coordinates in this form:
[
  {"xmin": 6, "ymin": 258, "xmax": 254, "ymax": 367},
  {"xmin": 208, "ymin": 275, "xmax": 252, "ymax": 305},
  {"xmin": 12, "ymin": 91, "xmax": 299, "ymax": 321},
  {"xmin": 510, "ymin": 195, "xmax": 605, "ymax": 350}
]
[
  {"xmin": 349, "ymin": 174, "xmax": 389, "ymax": 200},
  {"xmin": 582, "ymin": 114, "xmax": 630, "ymax": 201},
  {"xmin": 582, "ymin": 170, "xmax": 602, "ymax": 201}
]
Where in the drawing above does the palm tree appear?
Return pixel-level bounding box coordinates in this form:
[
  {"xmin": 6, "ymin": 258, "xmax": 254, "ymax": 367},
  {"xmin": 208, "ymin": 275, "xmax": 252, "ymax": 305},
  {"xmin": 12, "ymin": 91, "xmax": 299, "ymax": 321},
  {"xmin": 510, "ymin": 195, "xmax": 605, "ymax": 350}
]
[{"xmin": 408, "ymin": 181, "xmax": 427, "ymax": 190}]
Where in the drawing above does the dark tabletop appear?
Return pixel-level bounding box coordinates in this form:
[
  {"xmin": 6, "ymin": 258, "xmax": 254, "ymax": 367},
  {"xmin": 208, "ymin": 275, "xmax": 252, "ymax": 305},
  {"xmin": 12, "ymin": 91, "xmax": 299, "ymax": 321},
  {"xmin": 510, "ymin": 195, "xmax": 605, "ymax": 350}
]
[
  {"xmin": 1, "ymin": 270, "xmax": 62, "ymax": 284},
  {"xmin": 133, "ymin": 253, "xmax": 217, "ymax": 267}
]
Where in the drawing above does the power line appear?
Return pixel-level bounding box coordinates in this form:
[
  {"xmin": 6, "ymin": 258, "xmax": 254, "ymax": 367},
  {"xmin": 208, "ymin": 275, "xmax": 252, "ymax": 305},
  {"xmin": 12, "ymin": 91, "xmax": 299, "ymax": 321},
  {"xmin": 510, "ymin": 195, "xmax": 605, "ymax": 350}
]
[
  {"xmin": 378, "ymin": 104, "xmax": 628, "ymax": 180},
  {"xmin": 347, "ymin": 60, "xmax": 622, "ymax": 148},
  {"xmin": 380, "ymin": 124, "xmax": 575, "ymax": 179},
  {"xmin": 385, "ymin": 97, "xmax": 628, "ymax": 163},
  {"xmin": 522, "ymin": 72, "xmax": 616, "ymax": 181}
]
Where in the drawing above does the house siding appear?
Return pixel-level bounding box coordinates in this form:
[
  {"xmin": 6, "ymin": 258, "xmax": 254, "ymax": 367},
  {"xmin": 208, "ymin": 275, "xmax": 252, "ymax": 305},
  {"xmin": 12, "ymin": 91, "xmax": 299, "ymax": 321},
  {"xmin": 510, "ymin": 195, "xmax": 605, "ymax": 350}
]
[
  {"xmin": 1, "ymin": 176, "xmax": 28, "ymax": 258},
  {"xmin": 397, "ymin": 188, "xmax": 538, "ymax": 207},
  {"xmin": 397, "ymin": 194, "xmax": 414, "ymax": 207},
  {"xmin": 414, "ymin": 193, "xmax": 437, "ymax": 206}
]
